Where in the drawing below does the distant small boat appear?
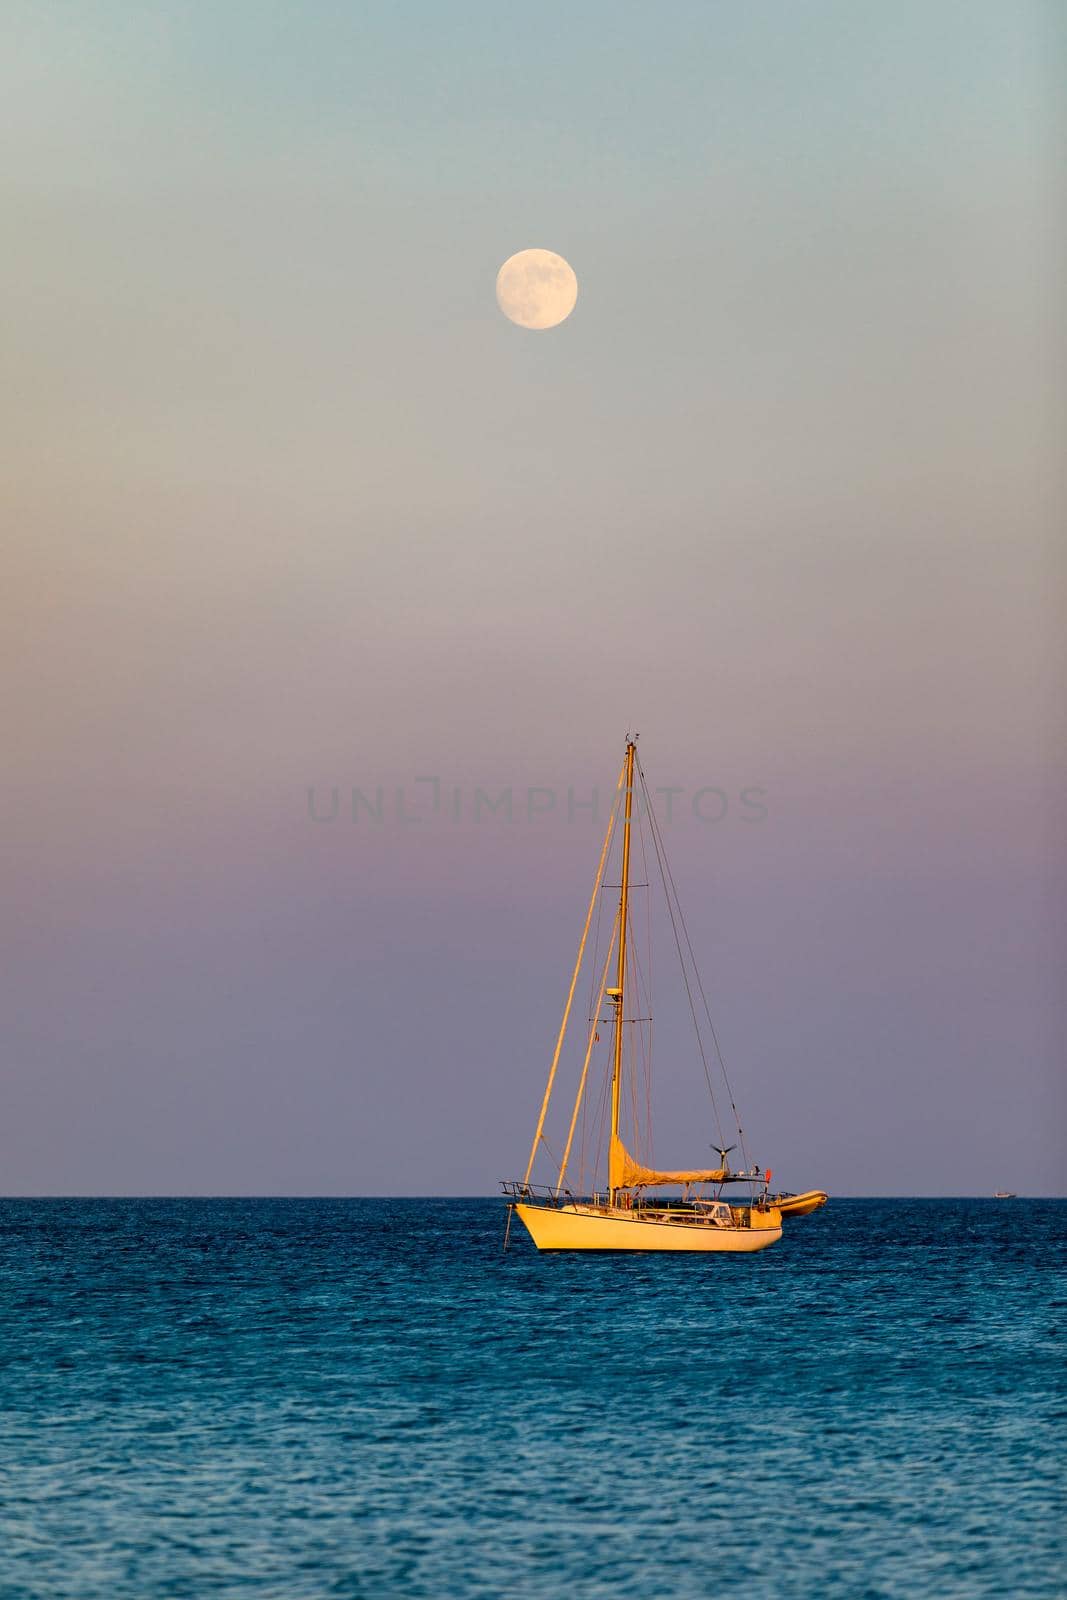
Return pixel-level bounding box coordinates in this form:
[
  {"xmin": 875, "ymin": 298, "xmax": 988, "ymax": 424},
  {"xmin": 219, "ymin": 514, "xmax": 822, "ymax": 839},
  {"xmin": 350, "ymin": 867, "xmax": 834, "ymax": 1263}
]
[{"xmin": 993, "ymin": 1190, "xmax": 1016, "ymax": 1199}]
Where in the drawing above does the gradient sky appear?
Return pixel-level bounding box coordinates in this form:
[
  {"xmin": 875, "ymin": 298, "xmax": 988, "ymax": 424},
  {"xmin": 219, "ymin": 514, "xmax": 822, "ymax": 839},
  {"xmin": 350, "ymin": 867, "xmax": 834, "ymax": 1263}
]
[{"xmin": 3, "ymin": 1, "xmax": 1062, "ymax": 1195}]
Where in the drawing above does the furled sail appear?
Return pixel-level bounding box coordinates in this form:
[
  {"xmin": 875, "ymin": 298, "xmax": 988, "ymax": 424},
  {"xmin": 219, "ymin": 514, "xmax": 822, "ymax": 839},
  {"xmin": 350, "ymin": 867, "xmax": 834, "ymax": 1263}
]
[{"xmin": 609, "ymin": 1135, "xmax": 727, "ymax": 1190}]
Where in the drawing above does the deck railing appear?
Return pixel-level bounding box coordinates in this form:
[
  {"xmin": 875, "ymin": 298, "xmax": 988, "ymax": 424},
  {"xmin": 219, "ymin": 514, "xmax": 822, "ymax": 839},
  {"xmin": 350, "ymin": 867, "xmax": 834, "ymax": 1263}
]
[{"xmin": 501, "ymin": 1181, "xmax": 776, "ymax": 1228}]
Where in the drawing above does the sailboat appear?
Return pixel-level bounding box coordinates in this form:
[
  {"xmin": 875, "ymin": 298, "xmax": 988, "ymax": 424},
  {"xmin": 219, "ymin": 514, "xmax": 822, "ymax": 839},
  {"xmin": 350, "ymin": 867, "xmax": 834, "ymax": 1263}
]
[{"xmin": 504, "ymin": 737, "xmax": 827, "ymax": 1252}]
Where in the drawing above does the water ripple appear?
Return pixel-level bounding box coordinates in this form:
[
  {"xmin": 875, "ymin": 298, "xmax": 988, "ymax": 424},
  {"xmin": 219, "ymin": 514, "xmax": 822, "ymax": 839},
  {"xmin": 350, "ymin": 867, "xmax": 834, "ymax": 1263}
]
[{"xmin": 0, "ymin": 1198, "xmax": 1063, "ymax": 1598}]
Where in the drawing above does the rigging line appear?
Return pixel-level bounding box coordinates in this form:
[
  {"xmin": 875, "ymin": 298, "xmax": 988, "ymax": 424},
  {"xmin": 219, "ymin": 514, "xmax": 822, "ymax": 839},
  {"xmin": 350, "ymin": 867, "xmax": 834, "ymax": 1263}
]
[
  {"xmin": 584, "ymin": 1047, "xmax": 613, "ymax": 1197},
  {"xmin": 580, "ymin": 1060, "xmax": 604, "ymax": 1196},
  {"xmin": 626, "ymin": 922, "xmax": 640, "ymax": 1156},
  {"xmin": 629, "ymin": 1022, "xmax": 640, "ymax": 1160},
  {"xmin": 637, "ymin": 971, "xmax": 654, "ymax": 1167},
  {"xmin": 630, "ymin": 934, "xmax": 655, "ymax": 1158},
  {"xmin": 586, "ymin": 878, "xmax": 605, "ymax": 1024},
  {"xmin": 639, "ymin": 759, "xmax": 744, "ymax": 1156},
  {"xmin": 625, "ymin": 902, "xmax": 654, "ymax": 1163},
  {"xmin": 537, "ymin": 1129, "xmax": 563, "ymax": 1169},
  {"xmin": 523, "ymin": 764, "xmax": 625, "ymax": 1187},
  {"xmin": 555, "ymin": 915, "xmax": 619, "ymax": 1195},
  {"xmin": 578, "ymin": 1047, "xmax": 588, "ymax": 1192},
  {"xmin": 580, "ymin": 985, "xmax": 612, "ymax": 1192},
  {"xmin": 635, "ymin": 760, "xmax": 727, "ymax": 1151},
  {"xmin": 586, "ymin": 832, "xmax": 610, "ymax": 1026},
  {"xmin": 635, "ymin": 793, "xmax": 655, "ymax": 1161},
  {"xmin": 632, "ymin": 979, "xmax": 653, "ymax": 1164},
  {"xmin": 645, "ymin": 788, "xmax": 750, "ymax": 1161},
  {"xmin": 637, "ymin": 759, "xmax": 752, "ymax": 1167}
]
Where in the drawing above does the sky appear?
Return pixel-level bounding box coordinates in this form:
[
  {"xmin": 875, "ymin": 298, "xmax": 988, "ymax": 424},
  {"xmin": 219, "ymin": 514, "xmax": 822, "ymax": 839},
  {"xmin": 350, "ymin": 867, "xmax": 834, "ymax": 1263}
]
[{"xmin": 2, "ymin": 1, "xmax": 1062, "ymax": 1195}]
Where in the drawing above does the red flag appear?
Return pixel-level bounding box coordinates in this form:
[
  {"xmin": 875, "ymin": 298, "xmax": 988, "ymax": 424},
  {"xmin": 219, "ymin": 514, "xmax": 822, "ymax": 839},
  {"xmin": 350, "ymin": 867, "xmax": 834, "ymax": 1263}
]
[{"xmin": 765, "ymin": 1170, "xmax": 772, "ymax": 1183}]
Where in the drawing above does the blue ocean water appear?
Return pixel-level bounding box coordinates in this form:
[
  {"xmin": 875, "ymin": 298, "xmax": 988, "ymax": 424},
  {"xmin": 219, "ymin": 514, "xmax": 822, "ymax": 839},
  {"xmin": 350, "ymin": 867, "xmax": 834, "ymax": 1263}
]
[{"xmin": 0, "ymin": 1199, "xmax": 1063, "ymax": 1599}]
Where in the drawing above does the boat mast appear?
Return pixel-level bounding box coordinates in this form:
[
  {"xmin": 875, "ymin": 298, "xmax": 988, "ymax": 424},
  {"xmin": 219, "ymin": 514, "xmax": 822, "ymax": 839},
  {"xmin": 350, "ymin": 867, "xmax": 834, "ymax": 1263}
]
[{"xmin": 609, "ymin": 738, "xmax": 636, "ymax": 1205}]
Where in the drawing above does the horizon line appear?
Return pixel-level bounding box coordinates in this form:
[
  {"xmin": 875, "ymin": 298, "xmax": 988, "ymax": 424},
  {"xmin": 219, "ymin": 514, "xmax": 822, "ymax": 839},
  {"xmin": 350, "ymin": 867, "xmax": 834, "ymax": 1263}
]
[{"xmin": 1, "ymin": 1192, "xmax": 1063, "ymax": 1202}]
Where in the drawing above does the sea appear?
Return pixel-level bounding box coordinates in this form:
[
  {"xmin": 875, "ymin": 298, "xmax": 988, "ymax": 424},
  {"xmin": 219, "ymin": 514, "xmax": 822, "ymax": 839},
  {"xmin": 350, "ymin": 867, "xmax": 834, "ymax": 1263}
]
[{"xmin": 0, "ymin": 1198, "xmax": 1063, "ymax": 1599}]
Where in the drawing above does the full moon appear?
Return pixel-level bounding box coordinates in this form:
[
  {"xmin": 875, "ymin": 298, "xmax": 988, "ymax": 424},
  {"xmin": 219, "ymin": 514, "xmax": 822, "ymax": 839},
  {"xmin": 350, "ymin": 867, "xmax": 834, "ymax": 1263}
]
[{"xmin": 496, "ymin": 248, "xmax": 578, "ymax": 330}]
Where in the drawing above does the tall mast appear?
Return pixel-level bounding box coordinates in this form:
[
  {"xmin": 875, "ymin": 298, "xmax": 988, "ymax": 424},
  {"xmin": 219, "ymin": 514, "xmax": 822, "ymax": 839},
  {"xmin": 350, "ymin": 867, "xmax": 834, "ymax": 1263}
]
[{"xmin": 609, "ymin": 738, "xmax": 636, "ymax": 1204}]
